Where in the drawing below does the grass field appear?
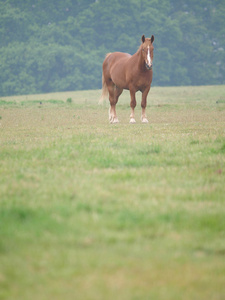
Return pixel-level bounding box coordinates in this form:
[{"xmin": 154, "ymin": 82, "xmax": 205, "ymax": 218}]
[{"xmin": 0, "ymin": 85, "xmax": 225, "ymax": 300}]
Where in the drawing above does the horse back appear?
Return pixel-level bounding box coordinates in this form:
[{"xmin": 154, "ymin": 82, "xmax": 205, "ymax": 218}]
[
  {"xmin": 103, "ymin": 52, "xmax": 132, "ymax": 88},
  {"xmin": 104, "ymin": 52, "xmax": 131, "ymax": 67}
]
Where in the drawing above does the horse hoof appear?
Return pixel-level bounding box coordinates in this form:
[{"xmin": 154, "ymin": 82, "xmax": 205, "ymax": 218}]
[
  {"xmin": 142, "ymin": 118, "xmax": 149, "ymax": 123},
  {"xmin": 130, "ymin": 118, "xmax": 136, "ymax": 124},
  {"xmin": 112, "ymin": 118, "xmax": 119, "ymax": 124}
]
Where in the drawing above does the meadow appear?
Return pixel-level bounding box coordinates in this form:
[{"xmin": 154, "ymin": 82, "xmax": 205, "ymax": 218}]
[{"xmin": 0, "ymin": 85, "xmax": 225, "ymax": 300}]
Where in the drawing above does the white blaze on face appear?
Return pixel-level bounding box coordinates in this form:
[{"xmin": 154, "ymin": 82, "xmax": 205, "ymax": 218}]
[{"xmin": 147, "ymin": 46, "xmax": 151, "ymax": 66}]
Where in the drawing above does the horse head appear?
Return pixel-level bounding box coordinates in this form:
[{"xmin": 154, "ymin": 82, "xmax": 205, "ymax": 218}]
[{"xmin": 141, "ymin": 35, "xmax": 154, "ymax": 70}]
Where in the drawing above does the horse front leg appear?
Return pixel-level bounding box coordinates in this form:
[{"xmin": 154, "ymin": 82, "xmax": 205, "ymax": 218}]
[
  {"xmin": 141, "ymin": 87, "xmax": 150, "ymax": 123},
  {"xmin": 129, "ymin": 89, "xmax": 137, "ymax": 123}
]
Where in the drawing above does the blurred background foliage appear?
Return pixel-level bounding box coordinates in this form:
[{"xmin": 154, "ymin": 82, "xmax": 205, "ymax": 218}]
[{"xmin": 0, "ymin": 0, "xmax": 224, "ymax": 96}]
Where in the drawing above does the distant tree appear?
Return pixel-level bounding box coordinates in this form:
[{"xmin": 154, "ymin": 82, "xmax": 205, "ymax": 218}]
[{"xmin": 0, "ymin": 0, "xmax": 224, "ymax": 96}]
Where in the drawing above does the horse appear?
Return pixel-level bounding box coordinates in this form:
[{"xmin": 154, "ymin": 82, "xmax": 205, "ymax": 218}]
[{"xmin": 99, "ymin": 34, "xmax": 154, "ymax": 123}]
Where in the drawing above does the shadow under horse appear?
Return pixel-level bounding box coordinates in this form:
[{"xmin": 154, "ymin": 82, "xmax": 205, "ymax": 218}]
[{"xmin": 100, "ymin": 34, "xmax": 154, "ymax": 123}]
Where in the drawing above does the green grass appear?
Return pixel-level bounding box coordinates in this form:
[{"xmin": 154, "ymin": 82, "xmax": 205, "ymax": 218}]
[{"xmin": 0, "ymin": 85, "xmax": 225, "ymax": 300}]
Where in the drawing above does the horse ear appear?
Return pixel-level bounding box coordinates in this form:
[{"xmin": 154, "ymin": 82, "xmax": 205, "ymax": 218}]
[
  {"xmin": 142, "ymin": 35, "xmax": 145, "ymax": 43},
  {"xmin": 151, "ymin": 35, "xmax": 154, "ymax": 43}
]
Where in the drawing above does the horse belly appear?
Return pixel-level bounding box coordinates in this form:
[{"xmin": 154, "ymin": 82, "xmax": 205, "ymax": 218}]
[
  {"xmin": 111, "ymin": 67, "xmax": 128, "ymax": 89},
  {"xmin": 107, "ymin": 53, "xmax": 130, "ymax": 89}
]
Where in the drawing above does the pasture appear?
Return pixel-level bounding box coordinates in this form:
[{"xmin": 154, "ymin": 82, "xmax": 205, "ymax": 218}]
[{"xmin": 0, "ymin": 85, "xmax": 225, "ymax": 300}]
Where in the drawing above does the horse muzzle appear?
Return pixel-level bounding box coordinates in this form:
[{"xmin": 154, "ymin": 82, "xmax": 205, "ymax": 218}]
[{"xmin": 145, "ymin": 63, "xmax": 152, "ymax": 70}]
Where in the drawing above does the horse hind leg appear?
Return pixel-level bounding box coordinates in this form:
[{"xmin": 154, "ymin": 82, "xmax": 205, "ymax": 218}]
[
  {"xmin": 108, "ymin": 84, "xmax": 122, "ymax": 124},
  {"xmin": 109, "ymin": 106, "xmax": 116, "ymax": 123},
  {"xmin": 109, "ymin": 102, "xmax": 119, "ymax": 124}
]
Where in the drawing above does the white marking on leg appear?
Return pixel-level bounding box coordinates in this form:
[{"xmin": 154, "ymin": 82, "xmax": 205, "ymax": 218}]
[
  {"xmin": 130, "ymin": 109, "xmax": 136, "ymax": 123},
  {"xmin": 109, "ymin": 107, "xmax": 113, "ymax": 122},
  {"xmin": 112, "ymin": 118, "xmax": 119, "ymax": 124},
  {"xmin": 141, "ymin": 116, "xmax": 149, "ymax": 123},
  {"xmin": 130, "ymin": 118, "xmax": 136, "ymax": 124}
]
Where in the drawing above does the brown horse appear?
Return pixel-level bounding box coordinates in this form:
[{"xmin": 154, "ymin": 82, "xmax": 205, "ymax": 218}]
[{"xmin": 100, "ymin": 34, "xmax": 154, "ymax": 123}]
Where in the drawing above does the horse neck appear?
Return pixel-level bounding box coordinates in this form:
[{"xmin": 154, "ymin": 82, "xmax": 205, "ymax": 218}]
[{"xmin": 134, "ymin": 48, "xmax": 145, "ymax": 71}]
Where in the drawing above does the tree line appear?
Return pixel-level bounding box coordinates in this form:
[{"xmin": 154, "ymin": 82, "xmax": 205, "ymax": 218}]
[{"xmin": 0, "ymin": 0, "xmax": 224, "ymax": 96}]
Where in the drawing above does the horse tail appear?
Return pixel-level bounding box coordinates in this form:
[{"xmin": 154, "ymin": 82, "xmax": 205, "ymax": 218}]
[
  {"xmin": 99, "ymin": 53, "xmax": 111, "ymax": 104},
  {"xmin": 99, "ymin": 73, "xmax": 108, "ymax": 104}
]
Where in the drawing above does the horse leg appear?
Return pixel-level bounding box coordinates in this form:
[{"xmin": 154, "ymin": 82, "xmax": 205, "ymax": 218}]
[
  {"xmin": 108, "ymin": 84, "xmax": 122, "ymax": 123},
  {"xmin": 141, "ymin": 87, "xmax": 150, "ymax": 123},
  {"xmin": 106, "ymin": 82, "xmax": 118, "ymax": 123},
  {"xmin": 109, "ymin": 104, "xmax": 118, "ymax": 123},
  {"xmin": 129, "ymin": 89, "xmax": 137, "ymax": 123}
]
